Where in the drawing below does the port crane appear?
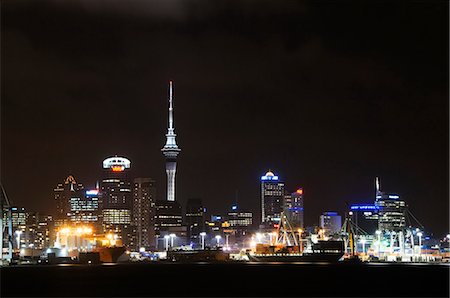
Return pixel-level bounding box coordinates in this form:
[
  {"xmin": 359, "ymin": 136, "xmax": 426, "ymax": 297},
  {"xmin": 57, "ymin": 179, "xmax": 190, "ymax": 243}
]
[
  {"xmin": 275, "ymin": 212, "xmax": 299, "ymax": 247},
  {"xmin": 0, "ymin": 183, "xmax": 14, "ymax": 265}
]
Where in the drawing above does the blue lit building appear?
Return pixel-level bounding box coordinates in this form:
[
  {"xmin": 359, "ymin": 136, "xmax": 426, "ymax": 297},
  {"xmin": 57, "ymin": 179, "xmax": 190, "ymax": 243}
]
[
  {"xmin": 261, "ymin": 170, "xmax": 285, "ymax": 224},
  {"xmin": 284, "ymin": 188, "xmax": 304, "ymax": 228}
]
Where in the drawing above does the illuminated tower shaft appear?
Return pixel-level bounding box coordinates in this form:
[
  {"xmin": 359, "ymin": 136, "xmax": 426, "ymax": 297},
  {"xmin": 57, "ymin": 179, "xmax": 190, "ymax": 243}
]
[{"xmin": 161, "ymin": 81, "xmax": 181, "ymax": 201}]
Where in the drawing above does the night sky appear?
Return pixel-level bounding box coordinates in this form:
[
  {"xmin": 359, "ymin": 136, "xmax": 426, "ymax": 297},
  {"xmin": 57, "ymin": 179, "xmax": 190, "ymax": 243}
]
[{"xmin": 2, "ymin": 0, "xmax": 448, "ymax": 236}]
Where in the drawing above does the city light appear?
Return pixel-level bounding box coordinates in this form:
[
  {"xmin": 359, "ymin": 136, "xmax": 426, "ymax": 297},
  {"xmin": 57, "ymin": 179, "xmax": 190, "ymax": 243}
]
[
  {"xmin": 200, "ymin": 232, "xmax": 206, "ymax": 250},
  {"xmin": 215, "ymin": 235, "xmax": 221, "ymax": 246}
]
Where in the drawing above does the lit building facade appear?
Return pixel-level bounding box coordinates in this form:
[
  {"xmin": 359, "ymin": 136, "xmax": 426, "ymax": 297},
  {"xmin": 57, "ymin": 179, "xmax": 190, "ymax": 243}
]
[
  {"xmin": 132, "ymin": 178, "xmax": 156, "ymax": 250},
  {"xmin": 11, "ymin": 207, "xmax": 27, "ymax": 249},
  {"xmin": 25, "ymin": 213, "xmax": 54, "ymax": 250},
  {"xmin": 69, "ymin": 189, "xmax": 101, "ymax": 231},
  {"xmin": 185, "ymin": 198, "xmax": 206, "ymax": 246},
  {"xmin": 284, "ymin": 188, "xmax": 304, "ymax": 228},
  {"xmin": 375, "ymin": 193, "xmax": 406, "ymax": 232},
  {"xmin": 155, "ymin": 200, "xmax": 187, "ymax": 248},
  {"xmin": 319, "ymin": 212, "xmax": 342, "ymax": 235},
  {"xmin": 54, "ymin": 175, "xmax": 84, "ymax": 227},
  {"xmin": 100, "ymin": 156, "xmax": 134, "ymax": 247},
  {"xmin": 261, "ymin": 170, "xmax": 285, "ymax": 224}
]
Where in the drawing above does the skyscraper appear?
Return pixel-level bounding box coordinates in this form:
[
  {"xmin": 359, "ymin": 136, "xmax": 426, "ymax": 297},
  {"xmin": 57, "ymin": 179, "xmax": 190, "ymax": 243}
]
[
  {"xmin": 261, "ymin": 170, "xmax": 285, "ymax": 224},
  {"xmin": 100, "ymin": 156, "xmax": 133, "ymax": 246},
  {"xmin": 374, "ymin": 177, "xmax": 407, "ymax": 232},
  {"xmin": 185, "ymin": 198, "xmax": 206, "ymax": 246},
  {"xmin": 54, "ymin": 175, "xmax": 84, "ymax": 227},
  {"xmin": 161, "ymin": 81, "xmax": 181, "ymax": 202},
  {"xmin": 132, "ymin": 178, "xmax": 156, "ymax": 250},
  {"xmin": 284, "ymin": 188, "xmax": 304, "ymax": 228}
]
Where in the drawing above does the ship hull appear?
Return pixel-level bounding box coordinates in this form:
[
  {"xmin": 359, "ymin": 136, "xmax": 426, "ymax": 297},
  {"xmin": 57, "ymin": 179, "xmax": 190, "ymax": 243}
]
[{"xmin": 247, "ymin": 252, "xmax": 343, "ymax": 263}]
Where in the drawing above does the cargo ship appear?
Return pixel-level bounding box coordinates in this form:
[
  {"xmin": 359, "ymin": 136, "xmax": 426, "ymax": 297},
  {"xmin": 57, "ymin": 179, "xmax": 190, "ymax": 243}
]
[{"xmin": 246, "ymin": 240, "xmax": 345, "ymax": 263}]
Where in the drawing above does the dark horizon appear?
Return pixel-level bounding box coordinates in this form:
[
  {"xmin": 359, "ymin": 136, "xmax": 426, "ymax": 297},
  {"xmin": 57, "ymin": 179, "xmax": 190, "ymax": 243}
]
[{"xmin": 1, "ymin": 0, "xmax": 448, "ymax": 236}]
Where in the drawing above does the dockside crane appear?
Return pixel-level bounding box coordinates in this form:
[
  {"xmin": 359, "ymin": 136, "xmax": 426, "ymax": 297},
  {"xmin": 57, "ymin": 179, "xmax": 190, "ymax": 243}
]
[{"xmin": 0, "ymin": 183, "xmax": 14, "ymax": 265}]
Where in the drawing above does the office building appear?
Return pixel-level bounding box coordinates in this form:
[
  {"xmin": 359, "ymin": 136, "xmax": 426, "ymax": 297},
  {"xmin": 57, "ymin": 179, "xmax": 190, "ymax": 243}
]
[
  {"xmin": 375, "ymin": 193, "xmax": 406, "ymax": 232},
  {"xmin": 54, "ymin": 175, "xmax": 84, "ymax": 227},
  {"xmin": 100, "ymin": 156, "xmax": 134, "ymax": 247},
  {"xmin": 284, "ymin": 188, "xmax": 304, "ymax": 228},
  {"xmin": 133, "ymin": 178, "xmax": 156, "ymax": 250},
  {"xmin": 69, "ymin": 188, "xmax": 101, "ymax": 231},
  {"xmin": 373, "ymin": 177, "xmax": 407, "ymax": 232},
  {"xmin": 261, "ymin": 170, "xmax": 285, "ymax": 224},
  {"xmin": 319, "ymin": 212, "xmax": 342, "ymax": 235},
  {"xmin": 25, "ymin": 213, "xmax": 54, "ymax": 250},
  {"xmin": 185, "ymin": 198, "xmax": 206, "ymax": 246},
  {"xmin": 154, "ymin": 200, "xmax": 187, "ymax": 248}
]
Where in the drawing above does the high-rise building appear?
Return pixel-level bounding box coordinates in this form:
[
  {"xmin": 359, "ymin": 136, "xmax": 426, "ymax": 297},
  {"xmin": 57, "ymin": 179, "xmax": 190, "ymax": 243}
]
[
  {"xmin": 69, "ymin": 188, "xmax": 101, "ymax": 231},
  {"xmin": 185, "ymin": 198, "xmax": 206, "ymax": 246},
  {"xmin": 133, "ymin": 178, "xmax": 156, "ymax": 250},
  {"xmin": 284, "ymin": 188, "xmax": 304, "ymax": 228},
  {"xmin": 161, "ymin": 81, "xmax": 181, "ymax": 202},
  {"xmin": 319, "ymin": 212, "xmax": 342, "ymax": 235},
  {"xmin": 10, "ymin": 207, "xmax": 27, "ymax": 249},
  {"xmin": 227, "ymin": 205, "xmax": 253, "ymax": 239},
  {"xmin": 54, "ymin": 175, "xmax": 84, "ymax": 227},
  {"xmin": 25, "ymin": 212, "xmax": 54, "ymax": 250},
  {"xmin": 374, "ymin": 177, "xmax": 407, "ymax": 232},
  {"xmin": 154, "ymin": 200, "xmax": 187, "ymax": 249},
  {"xmin": 375, "ymin": 193, "xmax": 406, "ymax": 232},
  {"xmin": 261, "ymin": 170, "xmax": 285, "ymax": 224},
  {"xmin": 100, "ymin": 156, "xmax": 134, "ymax": 247}
]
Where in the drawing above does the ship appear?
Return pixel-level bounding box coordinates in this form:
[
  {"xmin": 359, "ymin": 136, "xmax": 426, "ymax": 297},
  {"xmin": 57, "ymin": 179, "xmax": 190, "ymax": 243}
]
[{"xmin": 246, "ymin": 240, "xmax": 345, "ymax": 262}]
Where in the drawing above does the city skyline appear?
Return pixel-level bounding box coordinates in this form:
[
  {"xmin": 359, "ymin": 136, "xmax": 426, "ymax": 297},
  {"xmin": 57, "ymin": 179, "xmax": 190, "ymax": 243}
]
[{"xmin": 2, "ymin": 0, "xmax": 448, "ymax": 237}]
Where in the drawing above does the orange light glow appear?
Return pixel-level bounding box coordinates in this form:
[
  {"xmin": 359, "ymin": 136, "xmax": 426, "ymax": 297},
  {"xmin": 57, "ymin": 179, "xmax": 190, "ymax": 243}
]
[
  {"xmin": 296, "ymin": 188, "xmax": 303, "ymax": 195},
  {"xmin": 111, "ymin": 166, "xmax": 125, "ymax": 172}
]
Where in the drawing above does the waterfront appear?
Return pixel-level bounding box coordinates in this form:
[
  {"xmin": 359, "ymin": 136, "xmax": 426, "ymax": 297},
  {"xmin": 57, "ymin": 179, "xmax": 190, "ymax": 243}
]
[{"xmin": 1, "ymin": 262, "xmax": 449, "ymax": 297}]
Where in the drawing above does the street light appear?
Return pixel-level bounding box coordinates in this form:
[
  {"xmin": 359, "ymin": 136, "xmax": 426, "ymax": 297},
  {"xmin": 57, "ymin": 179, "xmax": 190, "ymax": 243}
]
[
  {"xmin": 15, "ymin": 230, "xmax": 22, "ymax": 250},
  {"xmin": 256, "ymin": 233, "xmax": 263, "ymax": 243},
  {"xmin": 390, "ymin": 231, "xmax": 396, "ymax": 254},
  {"xmin": 417, "ymin": 232, "xmax": 423, "ymax": 256},
  {"xmin": 297, "ymin": 229, "xmax": 303, "ymax": 253},
  {"xmin": 169, "ymin": 234, "xmax": 176, "ymax": 248},
  {"xmin": 225, "ymin": 234, "xmax": 229, "ymax": 250},
  {"xmin": 215, "ymin": 235, "xmax": 221, "ymax": 247},
  {"xmin": 447, "ymin": 234, "xmax": 450, "ymax": 253},
  {"xmin": 200, "ymin": 232, "xmax": 206, "ymax": 250},
  {"xmin": 360, "ymin": 238, "xmax": 366, "ymax": 255},
  {"xmin": 375, "ymin": 230, "xmax": 381, "ymax": 257},
  {"xmin": 164, "ymin": 235, "xmax": 170, "ymax": 251}
]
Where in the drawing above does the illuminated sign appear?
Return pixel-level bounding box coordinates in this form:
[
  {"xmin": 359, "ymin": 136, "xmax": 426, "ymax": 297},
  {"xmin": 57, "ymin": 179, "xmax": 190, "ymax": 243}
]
[
  {"xmin": 296, "ymin": 188, "xmax": 303, "ymax": 195},
  {"xmin": 350, "ymin": 205, "xmax": 379, "ymax": 210},
  {"xmin": 86, "ymin": 190, "xmax": 99, "ymax": 196},
  {"xmin": 111, "ymin": 165, "xmax": 125, "ymax": 172},
  {"xmin": 261, "ymin": 175, "xmax": 279, "ymax": 181}
]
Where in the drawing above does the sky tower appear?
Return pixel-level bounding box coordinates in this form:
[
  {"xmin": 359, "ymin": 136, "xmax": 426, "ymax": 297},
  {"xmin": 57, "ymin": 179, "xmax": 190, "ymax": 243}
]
[{"xmin": 161, "ymin": 81, "xmax": 181, "ymax": 201}]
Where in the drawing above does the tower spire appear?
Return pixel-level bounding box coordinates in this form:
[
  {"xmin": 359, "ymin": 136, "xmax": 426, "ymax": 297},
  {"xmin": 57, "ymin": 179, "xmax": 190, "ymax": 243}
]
[{"xmin": 168, "ymin": 80, "xmax": 174, "ymax": 131}]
